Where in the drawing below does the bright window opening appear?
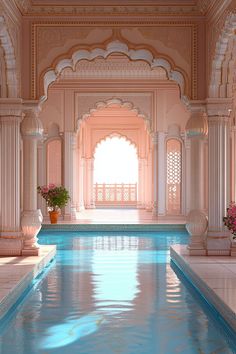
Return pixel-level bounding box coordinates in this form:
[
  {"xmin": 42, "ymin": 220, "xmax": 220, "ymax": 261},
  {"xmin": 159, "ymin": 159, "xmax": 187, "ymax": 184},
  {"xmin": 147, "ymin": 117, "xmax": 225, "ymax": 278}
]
[
  {"xmin": 94, "ymin": 136, "xmax": 138, "ymax": 183},
  {"xmin": 93, "ymin": 136, "xmax": 138, "ymax": 206}
]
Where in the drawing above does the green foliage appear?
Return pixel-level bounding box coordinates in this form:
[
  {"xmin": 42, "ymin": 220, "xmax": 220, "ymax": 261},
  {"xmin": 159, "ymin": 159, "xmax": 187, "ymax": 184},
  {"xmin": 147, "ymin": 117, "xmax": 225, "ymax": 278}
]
[{"xmin": 37, "ymin": 184, "xmax": 70, "ymax": 211}]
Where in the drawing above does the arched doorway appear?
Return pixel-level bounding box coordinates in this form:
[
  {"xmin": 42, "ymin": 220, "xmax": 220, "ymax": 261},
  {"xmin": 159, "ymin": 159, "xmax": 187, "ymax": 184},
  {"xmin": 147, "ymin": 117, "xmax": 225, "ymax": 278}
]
[
  {"xmin": 94, "ymin": 135, "xmax": 138, "ymax": 207},
  {"xmin": 38, "ymin": 51, "xmax": 190, "ymax": 220},
  {"xmin": 77, "ymin": 101, "xmax": 151, "ymax": 211}
]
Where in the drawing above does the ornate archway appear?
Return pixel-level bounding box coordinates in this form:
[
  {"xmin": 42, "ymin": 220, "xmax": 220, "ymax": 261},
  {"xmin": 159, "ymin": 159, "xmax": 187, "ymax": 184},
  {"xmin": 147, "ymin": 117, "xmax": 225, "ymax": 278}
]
[
  {"xmin": 209, "ymin": 12, "xmax": 236, "ymax": 98},
  {"xmin": 41, "ymin": 40, "xmax": 188, "ymax": 103},
  {"xmin": 0, "ymin": 16, "xmax": 18, "ymax": 97}
]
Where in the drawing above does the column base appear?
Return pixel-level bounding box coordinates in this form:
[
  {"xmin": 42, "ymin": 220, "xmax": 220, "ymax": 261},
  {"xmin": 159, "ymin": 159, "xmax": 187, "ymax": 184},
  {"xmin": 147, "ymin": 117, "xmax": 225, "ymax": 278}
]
[
  {"xmin": 22, "ymin": 247, "xmax": 40, "ymax": 256},
  {"xmin": 0, "ymin": 239, "xmax": 22, "ymax": 256},
  {"xmin": 206, "ymin": 232, "xmax": 231, "ymax": 256},
  {"xmin": 231, "ymin": 243, "xmax": 236, "ymax": 256},
  {"xmin": 21, "ymin": 209, "xmax": 43, "ymax": 255},
  {"xmin": 187, "ymin": 246, "xmax": 207, "ymax": 256}
]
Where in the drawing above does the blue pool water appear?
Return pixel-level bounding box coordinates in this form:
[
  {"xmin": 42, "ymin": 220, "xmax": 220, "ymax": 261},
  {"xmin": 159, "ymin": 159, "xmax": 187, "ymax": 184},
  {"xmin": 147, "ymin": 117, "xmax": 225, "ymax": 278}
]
[{"xmin": 0, "ymin": 230, "xmax": 236, "ymax": 354}]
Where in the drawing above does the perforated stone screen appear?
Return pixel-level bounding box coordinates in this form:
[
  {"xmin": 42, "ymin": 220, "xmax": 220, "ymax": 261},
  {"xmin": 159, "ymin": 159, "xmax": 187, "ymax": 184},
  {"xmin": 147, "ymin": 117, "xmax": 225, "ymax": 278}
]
[{"xmin": 166, "ymin": 139, "xmax": 182, "ymax": 215}]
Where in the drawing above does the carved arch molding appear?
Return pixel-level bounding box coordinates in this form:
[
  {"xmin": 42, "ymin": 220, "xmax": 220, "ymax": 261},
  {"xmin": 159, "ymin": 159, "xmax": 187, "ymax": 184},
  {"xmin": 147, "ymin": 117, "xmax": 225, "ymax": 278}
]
[
  {"xmin": 40, "ymin": 40, "xmax": 188, "ymax": 103},
  {"xmin": 76, "ymin": 97, "xmax": 152, "ymax": 133},
  {"xmin": 209, "ymin": 12, "xmax": 236, "ymax": 98},
  {"xmin": 0, "ymin": 16, "xmax": 18, "ymax": 98}
]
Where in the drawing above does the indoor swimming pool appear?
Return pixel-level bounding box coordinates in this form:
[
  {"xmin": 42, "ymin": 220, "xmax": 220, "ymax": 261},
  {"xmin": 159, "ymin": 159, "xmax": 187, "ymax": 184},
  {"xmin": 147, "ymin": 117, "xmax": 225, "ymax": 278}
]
[{"xmin": 0, "ymin": 230, "xmax": 235, "ymax": 354}]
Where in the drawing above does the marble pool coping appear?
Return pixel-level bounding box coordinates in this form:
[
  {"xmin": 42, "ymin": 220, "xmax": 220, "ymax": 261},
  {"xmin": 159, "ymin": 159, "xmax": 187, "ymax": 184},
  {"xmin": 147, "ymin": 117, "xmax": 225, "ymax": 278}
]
[
  {"xmin": 171, "ymin": 244, "xmax": 236, "ymax": 332},
  {"xmin": 41, "ymin": 223, "xmax": 186, "ymax": 232},
  {"xmin": 0, "ymin": 245, "xmax": 56, "ymax": 322}
]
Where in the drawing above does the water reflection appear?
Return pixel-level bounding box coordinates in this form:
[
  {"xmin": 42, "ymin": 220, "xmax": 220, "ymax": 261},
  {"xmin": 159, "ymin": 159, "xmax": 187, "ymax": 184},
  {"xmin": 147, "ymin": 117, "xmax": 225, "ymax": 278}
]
[
  {"xmin": 0, "ymin": 231, "xmax": 235, "ymax": 353},
  {"xmin": 40, "ymin": 311, "xmax": 106, "ymax": 349}
]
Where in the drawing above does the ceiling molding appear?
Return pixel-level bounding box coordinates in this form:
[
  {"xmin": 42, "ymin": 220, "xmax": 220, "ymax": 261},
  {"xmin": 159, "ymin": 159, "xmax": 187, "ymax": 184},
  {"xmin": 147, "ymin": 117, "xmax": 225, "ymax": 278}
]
[{"xmin": 13, "ymin": 0, "xmax": 218, "ymax": 16}]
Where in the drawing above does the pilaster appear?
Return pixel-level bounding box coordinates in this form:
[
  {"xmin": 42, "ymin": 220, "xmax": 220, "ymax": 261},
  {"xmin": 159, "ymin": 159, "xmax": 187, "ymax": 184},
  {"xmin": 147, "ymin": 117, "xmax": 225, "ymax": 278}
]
[
  {"xmin": 206, "ymin": 98, "xmax": 232, "ymax": 255},
  {"xmin": 21, "ymin": 107, "xmax": 43, "ymax": 256},
  {"xmin": 84, "ymin": 157, "xmax": 95, "ymax": 209},
  {"xmin": 137, "ymin": 158, "xmax": 146, "ymax": 209},
  {"xmin": 157, "ymin": 131, "xmax": 166, "ymax": 216},
  {"xmin": 0, "ymin": 98, "xmax": 22, "ymax": 255},
  {"xmin": 64, "ymin": 131, "xmax": 77, "ymax": 220},
  {"xmin": 151, "ymin": 132, "xmax": 158, "ymax": 216},
  {"xmin": 185, "ymin": 104, "xmax": 208, "ymax": 255},
  {"xmin": 231, "ymin": 125, "xmax": 236, "ymax": 203}
]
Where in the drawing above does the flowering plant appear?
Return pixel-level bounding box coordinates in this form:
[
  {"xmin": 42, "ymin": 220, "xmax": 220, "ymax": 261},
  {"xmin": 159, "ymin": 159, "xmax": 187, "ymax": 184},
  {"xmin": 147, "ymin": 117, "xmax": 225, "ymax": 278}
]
[
  {"xmin": 37, "ymin": 184, "xmax": 70, "ymax": 211},
  {"xmin": 223, "ymin": 202, "xmax": 236, "ymax": 240}
]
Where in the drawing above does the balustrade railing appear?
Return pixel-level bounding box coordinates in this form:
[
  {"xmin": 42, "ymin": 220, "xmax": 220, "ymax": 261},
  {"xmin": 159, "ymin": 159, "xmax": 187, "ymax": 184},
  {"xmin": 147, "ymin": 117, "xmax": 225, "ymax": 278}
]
[{"xmin": 94, "ymin": 183, "xmax": 137, "ymax": 206}]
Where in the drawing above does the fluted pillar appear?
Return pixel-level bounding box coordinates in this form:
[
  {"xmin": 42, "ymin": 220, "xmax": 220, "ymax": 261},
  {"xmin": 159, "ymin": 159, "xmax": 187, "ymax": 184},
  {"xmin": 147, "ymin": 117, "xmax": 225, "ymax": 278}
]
[
  {"xmin": 79, "ymin": 157, "xmax": 85, "ymax": 210},
  {"xmin": 84, "ymin": 158, "xmax": 95, "ymax": 209},
  {"xmin": 206, "ymin": 99, "xmax": 232, "ymax": 255},
  {"xmin": 138, "ymin": 158, "xmax": 145, "ymax": 208},
  {"xmin": 37, "ymin": 140, "xmax": 47, "ymax": 217},
  {"xmin": 0, "ymin": 99, "xmax": 22, "ymax": 256},
  {"xmin": 185, "ymin": 106, "xmax": 208, "ymax": 255},
  {"xmin": 64, "ymin": 131, "xmax": 77, "ymax": 220},
  {"xmin": 231, "ymin": 125, "xmax": 236, "ymax": 202},
  {"xmin": 152, "ymin": 132, "xmax": 158, "ymax": 216},
  {"xmin": 157, "ymin": 131, "xmax": 166, "ymax": 216},
  {"xmin": 185, "ymin": 138, "xmax": 191, "ymax": 215},
  {"xmin": 21, "ymin": 107, "xmax": 43, "ymax": 256}
]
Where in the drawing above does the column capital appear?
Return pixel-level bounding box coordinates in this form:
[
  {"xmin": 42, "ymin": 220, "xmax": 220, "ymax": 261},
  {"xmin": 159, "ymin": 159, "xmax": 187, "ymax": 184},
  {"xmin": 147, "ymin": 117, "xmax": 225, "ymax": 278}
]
[
  {"xmin": 185, "ymin": 108, "xmax": 208, "ymax": 139},
  {"xmin": 0, "ymin": 98, "xmax": 23, "ymax": 117},
  {"xmin": 21, "ymin": 109, "xmax": 43, "ymax": 139},
  {"xmin": 206, "ymin": 98, "xmax": 233, "ymax": 117},
  {"xmin": 188, "ymin": 100, "xmax": 206, "ymax": 114}
]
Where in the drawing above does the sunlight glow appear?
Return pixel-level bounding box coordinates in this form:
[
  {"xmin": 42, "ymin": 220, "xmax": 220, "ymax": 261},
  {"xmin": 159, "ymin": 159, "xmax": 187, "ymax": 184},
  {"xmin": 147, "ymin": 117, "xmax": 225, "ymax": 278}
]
[{"xmin": 94, "ymin": 136, "xmax": 138, "ymax": 183}]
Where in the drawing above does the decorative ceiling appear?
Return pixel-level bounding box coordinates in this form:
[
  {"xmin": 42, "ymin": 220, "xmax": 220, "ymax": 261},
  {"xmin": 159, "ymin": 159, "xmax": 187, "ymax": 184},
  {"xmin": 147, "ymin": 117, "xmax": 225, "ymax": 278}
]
[{"xmin": 14, "ymin": 0, "xmax": 218, "ymax": 16}]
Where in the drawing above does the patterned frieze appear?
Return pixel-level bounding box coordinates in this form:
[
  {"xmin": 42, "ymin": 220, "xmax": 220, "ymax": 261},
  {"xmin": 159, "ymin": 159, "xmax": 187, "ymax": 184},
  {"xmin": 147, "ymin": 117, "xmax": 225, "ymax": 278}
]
[
  {"xmin": 206, "ymin": 97, "xmax": 233, "ymax": 117},
  {"xmin": 14, "ymin": 1, "xmax": 210, "ymax": 16},
  {"xmin": 75, "ymin": 92, "xmax": 153, "ymax": 128},
  {"xmin": 31, "ymin": 24, "xmax": 196, "ymax": 100},
  {"xmin": 0, "ymin": 98, "xmax": 23, "ymax": 117},
  {"xmin": 59, "ymin": 57, "xmax": 167, "ymax": 80}
]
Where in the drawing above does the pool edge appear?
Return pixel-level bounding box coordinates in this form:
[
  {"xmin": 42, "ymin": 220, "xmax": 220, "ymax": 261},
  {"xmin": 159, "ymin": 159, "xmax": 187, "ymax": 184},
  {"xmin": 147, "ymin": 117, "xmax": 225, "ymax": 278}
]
[
  {"xmin": 41, "ymin": 223, "xmax": 186, "ymax": 232},
  {"xmin": 170, "ymin": 244, "xmax": 236, "ymax": 332},
  {"xmin": 0, "ymin": 245, "xmax": 56, "ymax": 322}
]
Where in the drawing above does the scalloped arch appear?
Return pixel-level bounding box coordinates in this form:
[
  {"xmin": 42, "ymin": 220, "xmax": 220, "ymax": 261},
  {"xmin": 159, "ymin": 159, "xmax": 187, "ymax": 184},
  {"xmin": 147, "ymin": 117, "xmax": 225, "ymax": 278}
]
[
  {"xmin": 77, "ymin": 97, "xmax": 151, "ymax": 132},
  {"xmin": 0, "ymin": 16, "xmax": 18, "ymax": 97},
  {"xmin": 93, "ymin": 132, "xmax": 138, "ymax": 158},
  {"xmin": 41, "ymin": 40, "xmax": 187, "ymax": 103},
  {"xmin": 209, "ymin": 12, "xmax": 236, "ymax": 98}
]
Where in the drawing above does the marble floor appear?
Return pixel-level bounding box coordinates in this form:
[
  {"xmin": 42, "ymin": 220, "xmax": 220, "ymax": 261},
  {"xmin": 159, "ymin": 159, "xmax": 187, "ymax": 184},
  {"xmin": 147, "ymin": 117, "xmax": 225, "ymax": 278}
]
[
  {"xmin": 171, "ymin": 244, "xmax": 236, "ymax": 332},
  {"xmin": 44, "ymin": 208, "xmax": 186, "ymax": 224},
  {"xmin": 0, "ymin": 245, "xmax": 56, "ymax": 321}
]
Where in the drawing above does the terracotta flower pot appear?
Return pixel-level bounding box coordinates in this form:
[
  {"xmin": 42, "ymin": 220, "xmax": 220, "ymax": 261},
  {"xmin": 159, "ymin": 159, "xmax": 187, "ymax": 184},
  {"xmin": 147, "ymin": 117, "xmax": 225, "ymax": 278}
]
[{"xmin": 49, "ymin": 210, "xmax": 59, "ymax": 224}]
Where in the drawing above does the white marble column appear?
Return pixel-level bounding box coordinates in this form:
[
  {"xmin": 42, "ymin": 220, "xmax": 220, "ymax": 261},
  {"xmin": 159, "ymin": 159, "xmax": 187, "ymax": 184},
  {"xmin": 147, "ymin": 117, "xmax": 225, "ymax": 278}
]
[
  {"xmin": 79, "ymin": 157, "xmax": 85, "ymax": 211},
  {"xmin": 84, "ymin": 158, "xmax": 95, "ymax": 209},
  {"xmin": 137, "ymin": 158, "xmax": 145, "ymax": 209},
  {"xmin": 37, "ymin": 140, "xmax": 47, "ymax": 217},
  {"xmin": 206, "ymin": 99, "xmax": 232, "ymax": 255},
  {"xmin": 185, "ymin": 106, "xmax": 208, "ymax": 255},
  {"xmin": 157, "ymin": 131, "xmax": 166, "ymax": 216},
  {"xmin": 145, "ymin": 151, "xmax": 152, "ymax": 211},
  {"xmin": 185, "ymin": 138, "xmax": 191, "ymax": 215},
  {"xmin": 72, "ymin": 135, "xmax": 79, "ymax": 214},
  {"xmin": 231, "ymin": 125, "xmax": 236, "ymax": 202},
  {"xmin": 0, "ymin": 99, "xmax": 22, "ymax": 255},
  {"xmin": 64, "ymin": 131, "xmax": 77, "ymax": 220},
  {"xmin": 152, "ymin": 132, "xmax": 158, "ymax": 216},
  {"xmin": 21, "ymin": 108, "xmax": 43, "ymax": 256}
]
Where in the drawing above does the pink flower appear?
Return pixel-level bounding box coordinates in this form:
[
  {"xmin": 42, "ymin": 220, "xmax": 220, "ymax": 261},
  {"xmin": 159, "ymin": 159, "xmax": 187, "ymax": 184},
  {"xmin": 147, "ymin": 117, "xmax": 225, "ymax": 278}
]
[
  {"xmin": 42, "ymin": 186, "xmax": 49, "ymax": 193},
  {"xmin": 48, "ymin": 183, "xmax": 56, "ymax": 190}
]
